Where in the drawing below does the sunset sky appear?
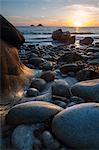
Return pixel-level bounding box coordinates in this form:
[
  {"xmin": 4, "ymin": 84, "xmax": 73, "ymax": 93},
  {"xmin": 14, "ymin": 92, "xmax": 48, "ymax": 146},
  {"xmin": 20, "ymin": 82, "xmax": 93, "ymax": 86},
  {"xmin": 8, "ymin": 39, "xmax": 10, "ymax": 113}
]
[{"xmin": 1, "ymin": 0, "xmax": 99, "ymax": 27}]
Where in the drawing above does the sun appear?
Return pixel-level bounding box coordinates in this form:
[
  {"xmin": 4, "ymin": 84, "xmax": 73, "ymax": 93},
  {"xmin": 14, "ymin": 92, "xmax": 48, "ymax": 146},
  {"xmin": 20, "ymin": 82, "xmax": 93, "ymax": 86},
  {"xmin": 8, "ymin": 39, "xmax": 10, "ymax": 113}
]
[{"xmin": 74, "ymin": 20, "xmax": 82, "ymax": 27}]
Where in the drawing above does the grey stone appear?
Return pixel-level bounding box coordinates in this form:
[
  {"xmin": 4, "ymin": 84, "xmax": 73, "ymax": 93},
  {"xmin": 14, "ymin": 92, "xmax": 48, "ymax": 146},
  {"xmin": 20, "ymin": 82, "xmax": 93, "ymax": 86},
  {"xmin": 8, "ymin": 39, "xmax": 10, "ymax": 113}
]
[
  {"xmin": 71, "ymin": 79, "xmax": 99, "ymax": 102},
  {"xmin": 12, "ymin": 125, "xmax": 35, "ymax": 150},
  {"xmin": 52, "ymin": 103, "xmax": 99, "ymax": 148},
  {"xmin": 30, "ymin": 78, "xmax": 46, "ymax": 92},
  {"xmin": 6, "ymin": 101, "xmax": 63, "ymax": 125},
  {"xmin": 41, "ymin": 131, "xmax": 60, "ymax": 149},
  {"xmin": 26, "ymin": 88, "xmax": 40, "ymax": 97},
  {"xmin": 52, "ymin": 79, "xmax": 71, "ymax": 98}
]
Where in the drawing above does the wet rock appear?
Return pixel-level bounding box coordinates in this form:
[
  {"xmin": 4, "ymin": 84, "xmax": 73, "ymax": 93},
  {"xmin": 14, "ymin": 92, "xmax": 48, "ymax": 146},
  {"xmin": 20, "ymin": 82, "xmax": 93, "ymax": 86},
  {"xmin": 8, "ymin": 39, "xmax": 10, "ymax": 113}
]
[
  {"xmin": 69, "ymin": 36, "xmax": 75, "ymax": 44},
  {"xmin": 33, "ymin": 139, "xmax": 42, "ymax": 150},
  {"xmin": 76, "ymin": 69, "xmax": 99, "ymax": 81},
  {"xmin": 30, "ymin": 78, "xmax": 46, "ymax": 92},
  {"xmin": 41, "ymin": 131, "xmax": 60, "ymax": 149},
  {"xmin": 69, "ymin": 96, "xmax": 85, "ymax": 103},
  {"xmin": 40, "ymin": 71, "xmax": 55, "ymax": 82},
  {"xmin": 60, "ymin": 64, "xmax": 78, "ymax": 74},
  {"xmin": 54, "ymin": 100, "xmax": 66, "ymax": 108},
  {"xmin": 6, "ymin": 101, "xmax": 63, "ymax": 125},
  {"xmin": 52, "ymin": 29, "xmax": 63, "ymax": 41},
  {"xmin": 58, "ymin": 51, "xmax": 82, "ymax": 63},
  {"xmin": 52, "ymin": 79, "xmax": 71, "ymax": 98},
  {"xmin": 28, "ymin": 57, "xmax": 45, "ymax": 67},
  {"xmin": 80, "ymin": 37, "xmax": 94, "ymax": 45},
  {"xmin": 11, "ymin": 125, "xmax": 35, "ymax": 150},
  {"xmin": 52, "ymin": 103, "xmax": 99, "ymax": 148},
  {"xmin": 40, "ymin": 61, "xmax": 53, "ymax": 71},
  {"xmin": 71, "ymin": 79, "xmax": 99, "ymax": 102},
  {"xmin": 26, "ymin": 88, "xmax": 40, "ymax": 97}
]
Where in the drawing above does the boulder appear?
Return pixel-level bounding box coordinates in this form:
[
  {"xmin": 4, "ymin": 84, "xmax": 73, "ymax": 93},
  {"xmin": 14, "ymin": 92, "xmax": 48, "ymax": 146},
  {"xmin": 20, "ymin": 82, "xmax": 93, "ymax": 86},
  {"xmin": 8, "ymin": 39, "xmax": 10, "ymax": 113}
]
[
  {"xmin": 60, "ymin": 64, "xmax": 78, "ymax": 74},
  {"xmin": 12, "ymin": 125, "xmax": 35, "ymax": 150},
  {"xmin": 28, "ymin": 57, "xmax": 45, "ymax": 67},
  {"xmin": 6, "ymin": 101, "xmax": 63, "ymax": 125},
  {"xmin": 52, "ymin": 79, "xmax": 71, "ymax": 98},
  {"xmin": 40, "ymin": 71, "xmax": 55, "ymax": 82},
  {"xmin": 71, "ymin": 79, "xmax": 99, "ymax": 102},
  {"xmin": 52, "ymin": 103, "xmax": 99, "ymax": 148},
  {"xmin": 30, "ymin": 78, "xmax": 46, "ymax": 92},
  {"xmin": 80, "ymin": 37, "xmax": 94, "ymax": 45},
  {"xmin": 41, "ymin": 131, "xmax": 60, "ymax": 149},
  {"xmin": 26, "ymin": 88, "xmax": 40, "ymax": 97},
  {"xmin": 58, "ymin": 51, "xmax": 82, "ymax": 63},
  {"xmin": 76, "ymin": 69, "xmax": 99, "ymax": 81},
  {"xmin": 52, "ymin": 29, "xmax": 62, "ymax": 41}
]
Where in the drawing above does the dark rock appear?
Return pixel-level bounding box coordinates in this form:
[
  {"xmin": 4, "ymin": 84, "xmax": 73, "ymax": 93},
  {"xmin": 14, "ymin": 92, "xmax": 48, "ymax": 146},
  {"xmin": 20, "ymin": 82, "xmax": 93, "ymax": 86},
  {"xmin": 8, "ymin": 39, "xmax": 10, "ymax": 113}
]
[
  {"xmin": 40, "ymin": 61, "xmax": 53, "ymax": 71},
  {"xmin": 52, "ymin": 79, "xmax": 71, "ymax": 98},
  {"xmin": 41, "ymin": 131, "xmax": 60, "ymax": 149},
  {"xmin": 6, "ymin": 101, "xmax": 63, "ymax": 125},
  {"xmin": 69, "ymin": 36, "xmax": 75, "ymax": 44},
  {"xmin": 52, "ymin": 103, "xmax": 99, "ymax": 148},
  {"xmin": 80, "ymin": 37, "xmax": 94, "ymax": 45},
  {"xmin": 54, "ymin": 100, "xmax": 66, "ymax": 108},
  {"xmin": 58, "ymin": 51, "xmax": 82, "ymax": 63},
  {"xmin": 40, "ymin": 71, "xmax": 55, "ymax": 82},
  {"xmin": 26, "ymin": 88, "xmax": 40, "ymax": 97},
  {"xmin": 11, "ymin": 125, "xmax": 35, "ymax": 150},
  {"xmin": 30, "ymin": 78, "xmax": 46, "ymax": 92},
  {"xmin": 71, "ymin": 79, "xmax": 99, "ymax": 102},
  {"xmin": 76, "ymin": 69, "xmax": 99, "ymax": 81},
  {"xmin": 60, "ymin": 64, "xmax": 78, "ymax": 74},
  {"xmin": 52, "ymin": 29, "xmax": 63, "ymax": 41},
  {"xmin": 28, "ymin": 57, "xmax": 45, "ymax": 67},
  {"xmin": 38, "ymin": 24, "xmax": 43, "ymax": 27}
]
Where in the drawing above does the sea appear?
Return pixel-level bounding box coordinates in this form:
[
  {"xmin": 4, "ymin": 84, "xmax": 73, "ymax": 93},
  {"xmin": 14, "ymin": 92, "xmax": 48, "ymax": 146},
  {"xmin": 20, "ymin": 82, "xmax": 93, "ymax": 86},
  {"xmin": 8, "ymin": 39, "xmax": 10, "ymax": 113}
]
[{"xmin": 17, "ymin": 26, "xmax": 99, "ymax": 46}]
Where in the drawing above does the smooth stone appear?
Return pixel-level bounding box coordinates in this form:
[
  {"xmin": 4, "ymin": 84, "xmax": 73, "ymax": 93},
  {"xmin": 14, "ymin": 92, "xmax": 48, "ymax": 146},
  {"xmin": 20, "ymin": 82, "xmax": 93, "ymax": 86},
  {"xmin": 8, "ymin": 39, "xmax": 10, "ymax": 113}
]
[
  {"xmin": 12, "ymin": 125, "xmax": 35, "ymax": 150},
  {"xmin": 28, "ymin": 57, "xmax": 45, "ymax": 67},
  {"xmin": 26, "ymin": 88, "xmax": 40, "ymax": 97},
  {"xmin": 71, "ymin": 79, "xmax": 99, "ymax": 102},
  {"xmin": 41, "ymin": 131, "xmax": 60, "ymax": 149},
  {"xmin": 76, "ymin": 69, "xmax": 99, "ymax": 81},
  {"xmin": 6, "ymin": 101, "xmax": 63, "ymax": 125},
  {"xmin": 30, "ymin": 78, "xmax": 46, "ymax": 92},
  {"xmin": 52, "ymin": 103, "xmax": 99, "ymax": 148},
  {"xmin": 52, "ymin": 79, "xmax": 71, "ymax": 98},
  {"xmin": 40, "ymin": 61, "xmax": 53, "ymax": 71},
  {"xmin": 60, "ymin": 64, "xmax": 78, "ymax": 74},
  {"xmin": 54, "ymin": 100, "xmax": 66, "ymax": 108},
  {"xmin": 40, "ymin": 71, "xmax": 55, "ymax": 82}
]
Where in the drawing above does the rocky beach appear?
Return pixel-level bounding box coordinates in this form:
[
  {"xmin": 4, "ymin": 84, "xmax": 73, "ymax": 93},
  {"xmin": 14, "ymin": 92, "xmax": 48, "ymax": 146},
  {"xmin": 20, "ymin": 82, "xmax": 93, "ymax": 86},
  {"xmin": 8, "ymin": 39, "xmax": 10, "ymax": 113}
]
[{"xmin": 1, "ymin": 16, "xmax": 99, "ymax": 150}]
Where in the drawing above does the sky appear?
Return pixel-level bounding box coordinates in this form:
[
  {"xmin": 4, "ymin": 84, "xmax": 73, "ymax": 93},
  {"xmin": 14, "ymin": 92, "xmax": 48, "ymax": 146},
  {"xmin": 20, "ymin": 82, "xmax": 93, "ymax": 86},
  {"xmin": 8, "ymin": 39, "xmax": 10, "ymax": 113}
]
[{"xmin": 1, "ymin": 0, "xmax": 99, "ymax": 26}]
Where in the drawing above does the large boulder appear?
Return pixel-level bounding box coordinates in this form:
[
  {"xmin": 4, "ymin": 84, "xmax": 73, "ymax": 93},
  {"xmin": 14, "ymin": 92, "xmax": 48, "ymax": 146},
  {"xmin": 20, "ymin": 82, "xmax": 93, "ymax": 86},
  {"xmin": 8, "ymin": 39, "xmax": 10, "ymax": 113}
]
[
  {"xmin": 6, "ymin": 101, "xmax": 63, "ymax": 125},
  {"xmin": 71, "ymin": 79, "xmax": 99, "ymax": 102},
  {"xmin": 80, "ymin": 37, "xmax": 94, "ymax": 45},
  {"xmin": 52, "ymin": 29, "xmax": 75, "ymax": 44},
  {"xmin": 52, "ymin": 103, "xmax": 99, "ymax": 148},
  {"xmin": 76, "ymin": 69, "xmax": 99, "ymax": 81}
]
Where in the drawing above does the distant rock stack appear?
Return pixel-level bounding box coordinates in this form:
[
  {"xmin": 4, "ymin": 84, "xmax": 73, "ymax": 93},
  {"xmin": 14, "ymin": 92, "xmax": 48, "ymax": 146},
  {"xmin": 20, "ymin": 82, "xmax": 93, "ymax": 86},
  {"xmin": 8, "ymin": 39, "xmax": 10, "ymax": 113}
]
[{"xmin": 0, "ymin": 15, "xmax": 33, "ymax": 104}]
